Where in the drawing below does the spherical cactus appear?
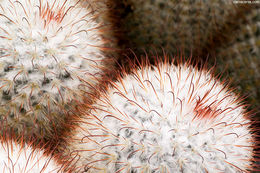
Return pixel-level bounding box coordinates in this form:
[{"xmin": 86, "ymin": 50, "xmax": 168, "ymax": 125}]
[
  {"xmin": 0, "ymin": 130, "xmax": 68, "ymax": 172},
  {"xmin": 0, "ymin": 0, "xmax": 112, "ymax": 138},
  {"xmin": 65, "ymin": 59, "xmax": 259, "ymax": 172}
]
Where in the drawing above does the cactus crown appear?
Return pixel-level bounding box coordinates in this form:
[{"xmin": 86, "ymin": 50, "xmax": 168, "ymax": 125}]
[{"xmin": 69, "ymin": 60, "xmax": 256, "ymax": 172}]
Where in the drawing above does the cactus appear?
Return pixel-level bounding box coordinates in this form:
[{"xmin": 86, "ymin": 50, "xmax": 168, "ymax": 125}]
[
  {"xmin": 0, "ymin": 0, "xmax": 111, "ymax": 139},
  {"xmin": 0, "ymin": 142, "xmax": 61, "ymax": 172},
  {"xmin": 0, "ymin": 129, "xmax": 69, "ymax": 172},
  {"xmin": 115, "ymin": 0, "xmax": 237, "ymax": 55},
  {"xmin": 65, "ymin": 59, "xmax": 259, "ymax": 172},
  {"xmin": 114, "ymin": 0, "xmax": 260, "ymax": 119},
  {"xmin": 209, "ymin": 7, "xmax": 260, "ymax": 112}
]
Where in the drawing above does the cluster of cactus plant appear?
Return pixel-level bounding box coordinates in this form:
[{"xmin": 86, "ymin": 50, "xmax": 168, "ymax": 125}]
[{"xmin": 0, "ymin": 0, "xmax": 259, "ymax": 172}]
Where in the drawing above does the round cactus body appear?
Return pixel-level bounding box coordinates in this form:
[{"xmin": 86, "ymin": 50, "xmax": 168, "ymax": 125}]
[
  {"xmin": 0, "ymin": 138, "xmax": 63, "ymax": 172},
  {"xmin": 0, "ymin": 0, "xmax": 109, "ymax": 135},
  {"xmin": 68, "ymin": 61, "xmax": 257, "ymax": 172}
]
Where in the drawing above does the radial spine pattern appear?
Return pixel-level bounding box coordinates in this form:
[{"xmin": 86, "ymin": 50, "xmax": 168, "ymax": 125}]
[
  {"xmin": 0, "ymin": 0, "xmax": 107, "ymax": 121},
  {"xmin": 69, "ymin": 61, "xmax": 257, "ymax": 172}
]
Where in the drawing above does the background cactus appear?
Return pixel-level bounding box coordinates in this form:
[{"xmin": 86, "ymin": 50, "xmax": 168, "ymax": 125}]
[
  {"xmin": 208, "ymin": 7, "xmax": 260, "ymax": 112},
  {"xmin": 64, "ymin": 59, "xmax": 259, "ymax": 172},
  {"xmin": 114, "ymin": 0, "xmax": 236, "ymax": 55},
  {"xmin": 0, "ymin": 0, "xmax": 115, "ymax": 142}
]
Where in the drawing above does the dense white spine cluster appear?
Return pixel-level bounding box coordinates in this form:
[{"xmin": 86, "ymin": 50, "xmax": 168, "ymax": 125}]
[
  {"xmin": 0, "ymin": 139, "xmax": 62, "ymax": 172},
  {"xmin": 69, "ymin": 62, "xmax": 255, "ymax": 172},
  {"xmin": 0, "ymin": 0, "xmax": 106, "ymax": 119}
]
